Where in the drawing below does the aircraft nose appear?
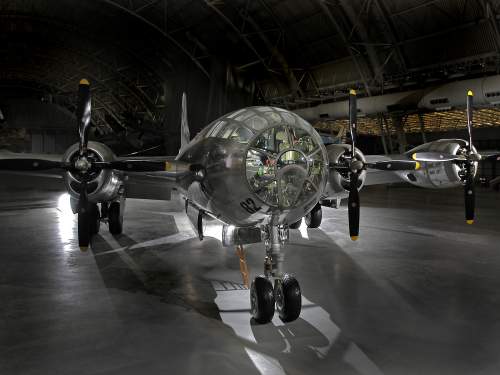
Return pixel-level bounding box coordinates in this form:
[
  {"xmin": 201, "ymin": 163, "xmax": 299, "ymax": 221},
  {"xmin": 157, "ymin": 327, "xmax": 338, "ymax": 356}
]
[
  {"xmin": 245, "ymin": 121, "xmax": 328, "ymax": 210},
  {"xmin": 276, "ymin": 150, "xmax": 309, "ymax": 208}
]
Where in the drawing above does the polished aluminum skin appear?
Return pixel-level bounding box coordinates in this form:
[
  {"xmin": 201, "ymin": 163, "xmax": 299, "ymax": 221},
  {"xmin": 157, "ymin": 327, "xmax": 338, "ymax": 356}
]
[{"xmin": 176, "ymin": 106, "xmax": 329, "ymax": 227}]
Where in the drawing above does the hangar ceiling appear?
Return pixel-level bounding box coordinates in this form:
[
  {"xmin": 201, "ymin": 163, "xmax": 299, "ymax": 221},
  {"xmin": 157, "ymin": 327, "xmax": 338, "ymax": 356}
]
[{"xmin": 1, "ymin": 0, "xmax": 500, "ymax": 140}]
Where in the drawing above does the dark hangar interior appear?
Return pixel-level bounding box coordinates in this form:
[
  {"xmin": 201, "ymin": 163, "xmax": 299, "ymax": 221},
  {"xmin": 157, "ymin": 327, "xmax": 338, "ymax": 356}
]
[{"xmin": 1, "ymin": 1, "xmax": 500, "ymax": 375}]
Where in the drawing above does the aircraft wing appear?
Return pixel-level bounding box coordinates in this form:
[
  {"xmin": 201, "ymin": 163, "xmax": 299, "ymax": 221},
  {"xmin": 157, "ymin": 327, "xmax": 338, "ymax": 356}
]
[
  {"xmin": 118, "ymin": 156, "xmax": 179, "ymax": 201},
  {"xmin": 124, "ymin": 172, "xmax": 174, "ymax": 200}
]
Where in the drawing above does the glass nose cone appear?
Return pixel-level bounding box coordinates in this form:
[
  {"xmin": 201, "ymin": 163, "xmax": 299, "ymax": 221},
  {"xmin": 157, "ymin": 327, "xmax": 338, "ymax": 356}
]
[
  {"xmin": 276, "ymin": 151, "xmax": 308, "ymax": 208},
  {"xmin": 245, "ymin": 121, "xmax": 327, "ymax": 210}
]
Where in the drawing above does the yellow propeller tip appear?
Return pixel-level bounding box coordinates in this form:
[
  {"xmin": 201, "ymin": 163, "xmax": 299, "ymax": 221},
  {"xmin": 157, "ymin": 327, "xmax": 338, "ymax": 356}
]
[
  {"xmin": 411, "ymin": 153, "xmax": 417, "ymax": 161},
  {"xmin": 79, "ymin": 246, "xmax": 89, "ymax": 252},
  {"xmin": 79, "ymin": 78, "xmax": 90, "ymax": 85},
  {"xmin": 350, "ymin": 236, "xmax": 359, "ymax": 241},
  {"xmin": 466, "ymin": 220, "xmax": 474, "ymax": 225},
  {"xmin": 415, "ymin": 161, "xmax": 421, "ymax": 170},
  {"xmin": 349, "ymin": 89, "xmax": 357, "ymax": 96},
  {"xmin": 467, "ymin": 90, "xmax": 473, "ymax": 97}
]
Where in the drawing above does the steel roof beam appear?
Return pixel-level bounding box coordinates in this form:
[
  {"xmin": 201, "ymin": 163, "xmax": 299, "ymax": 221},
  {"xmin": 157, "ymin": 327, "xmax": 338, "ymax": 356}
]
[
  {"xmin": 238, "ymin": 11, "xmax": 303, "ymax": 98},
  {"xmin": 315, "ymin": 0, "xmax": 373, "ymax": 96},
  {"xmin": 373, "ymin": 0, "xmax": 408, "ymax": 72},
  {"xmin": 480, "ymin": 0, "xmax": 500, "ymax": 53},
  {"xmin": 100, "ymin": 0, "xmax": 210, "ymax": 78},
  {"xmin": 204, "ymin": 0, "xmax": 271, "ymax": 73}
]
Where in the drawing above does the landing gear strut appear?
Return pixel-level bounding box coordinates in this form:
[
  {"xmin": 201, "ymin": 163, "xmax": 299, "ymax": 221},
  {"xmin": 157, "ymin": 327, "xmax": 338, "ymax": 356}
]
[{"xmin": 250, "ymin": 224, "xmax": 302, "ymax": 324}]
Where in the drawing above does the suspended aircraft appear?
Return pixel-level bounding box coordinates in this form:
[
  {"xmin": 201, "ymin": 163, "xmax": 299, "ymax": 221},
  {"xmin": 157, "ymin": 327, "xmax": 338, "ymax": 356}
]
[{"xmin": 0, "ymin": 80, "xmax": 490, "ymax": 324}]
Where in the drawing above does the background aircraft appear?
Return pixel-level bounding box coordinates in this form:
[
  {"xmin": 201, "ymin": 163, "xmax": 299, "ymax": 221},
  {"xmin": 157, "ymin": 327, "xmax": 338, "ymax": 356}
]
[{"xmin": 0, "ymin": 80, "xmax": 489, "ymax": 324}]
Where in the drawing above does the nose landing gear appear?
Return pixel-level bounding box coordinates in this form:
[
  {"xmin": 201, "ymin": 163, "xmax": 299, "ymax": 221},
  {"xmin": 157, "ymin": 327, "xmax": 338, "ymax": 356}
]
[
  {"xmin": 274, "ymin": 274, "xmax": 301, "ymax": 322},
  {"xmin": 250, "ymin": 225, "xmax": 302, "ymax": 324},
  {"xmin": 250, "ymin": 276, "xmax": 275, "ymax": 323}
]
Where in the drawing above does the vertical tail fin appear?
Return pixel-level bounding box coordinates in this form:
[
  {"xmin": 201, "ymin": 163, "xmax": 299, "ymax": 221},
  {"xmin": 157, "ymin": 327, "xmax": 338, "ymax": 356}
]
[{"xmin": 179, "ymin": 92, "xmax": 190, "ymax": 155}]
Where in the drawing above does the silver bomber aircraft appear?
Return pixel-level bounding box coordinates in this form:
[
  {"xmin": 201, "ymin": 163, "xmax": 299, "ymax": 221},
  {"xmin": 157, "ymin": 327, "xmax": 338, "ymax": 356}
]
[{"xmin": 0, "ymin": 81, "xmax": 492, "ymax": 324}]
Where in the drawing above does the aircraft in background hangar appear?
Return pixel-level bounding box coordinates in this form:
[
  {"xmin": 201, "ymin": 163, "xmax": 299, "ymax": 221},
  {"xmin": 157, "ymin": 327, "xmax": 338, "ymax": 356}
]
[{"xmin": 0, "ymin": 79, "xmax": 493, "ymax": 324}]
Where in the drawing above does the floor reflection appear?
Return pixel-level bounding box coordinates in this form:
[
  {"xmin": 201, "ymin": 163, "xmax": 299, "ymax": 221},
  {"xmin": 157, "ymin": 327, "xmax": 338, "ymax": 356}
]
[{"xmin": 56, "ymin": 193, "xmax": 76, "ymax": 252}]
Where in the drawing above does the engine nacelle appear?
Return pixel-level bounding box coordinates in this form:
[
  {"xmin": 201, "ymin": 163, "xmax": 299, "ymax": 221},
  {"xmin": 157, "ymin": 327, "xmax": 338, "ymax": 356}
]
[
  {"xmin": 397, "ymin": 139, "xmax": 477, "ymax": 189},
  {"xmin": 324, "ymin": 144, "xmax": 367, "ymax": 199},
  {"xmin": 62, "ymin": 141, "xmax": 123, "ymax": 203}
]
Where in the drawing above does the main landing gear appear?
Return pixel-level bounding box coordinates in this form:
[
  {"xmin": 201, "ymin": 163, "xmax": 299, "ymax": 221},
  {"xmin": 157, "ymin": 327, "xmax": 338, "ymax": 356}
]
[
  {"xmin": 77, "ymin": 202, "xmax": 100, "ymax": 248},
  {"xmin": 305, "ymin": 203, "xmax": 322, "ymax": 228},
  {"xmin": 106, "ymin": 201, "xmax": 124, "ymax": 235},
  {"xmin": 289, "ymin": 203, "xmax": 323, "ymax": 230},
  {"xmin": 250, "ymin": 225, "xmax": 302, "ymax": 324},
  {"xmin": 75, "ymin": 198, "xmax": 124, "ymax": 249}
]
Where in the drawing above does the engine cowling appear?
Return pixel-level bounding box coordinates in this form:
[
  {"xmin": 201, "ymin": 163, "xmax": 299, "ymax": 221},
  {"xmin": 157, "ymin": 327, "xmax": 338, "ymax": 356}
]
[
  {"xmin": 398, "ymin": 139, "xmax": 477, "ymax": 189},
  {"xmin": 62, "ymin": 141, "xmax": 123, "ymax": 203},
  {"xmin": 324, "ymin": 144, "xmax": 367, "ymax": 199}
]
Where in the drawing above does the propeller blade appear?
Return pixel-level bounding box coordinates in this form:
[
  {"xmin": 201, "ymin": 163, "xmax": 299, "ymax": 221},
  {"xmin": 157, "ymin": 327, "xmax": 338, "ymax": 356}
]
[
  {"xmin": 349, "ymin": 89, "xmax": 357, "ymax": 159},
  {"xmin": 367, "ymin": 160, "xmax": 420, "ymax": 171},
  {"xmin": 348, "ymin": 172, "xmax": 360, "ymax": 241},
  {"xmin": 76, "ymin": 79, "xmax": 92, "ymax": 156},
  {"xmin": 95, "ymin": 160, "xmax": 170, "ymax": 172},
  {"xmin": 330, "ymin": 163, "xmax": 350, "ymax": 171},
  {"xmin": 78, "ymin": 178, "xmax": 89, "ymax": 214},
  {"xmin": 464, "ymin": 172, "xmax": 475, "ymax": 224},
  {"xmin": 484, "ymin": 153, "xmax": 500, "ymax": 161},
  {"xmin": 411, "ymin": 152, "xmax": 465, "ymax": 162},
  {"xmin": 93, "ymin": 159, "xmax": 192, "ymax": 174},
  {"xmin": 463, "ymin": 90, "xmax": 476, "ymax": 224},
  {"xmin": 0, "ymin": 158, "xmax": 67, "ymax": 171},
  {"xmin": 76, "ymin": 177, "xmax": 91, "ymax": 249},
  {"xmin": 347, "ymin": 89, "xmax": 360, "ymax": 240},
  {"xmin": 466, "ymin": 90, "xmax": 473, "ymax": 152}
]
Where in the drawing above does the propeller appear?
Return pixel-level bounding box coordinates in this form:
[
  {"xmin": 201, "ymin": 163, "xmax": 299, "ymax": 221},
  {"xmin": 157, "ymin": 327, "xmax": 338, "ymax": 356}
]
[
  {"xmin": 464, "ymin": 90, "xmax": 475, "ymax": 224},
  {"xmin": 333, "ymin": 89, "xmax": 419, "ymax": 241},
  {"xmin": 0, "ymin": 79, "xmax": 198, "ymax": 249},
  {"xmin": 76, "ymin": 79, "xmax": 92, "ymax": 156},
  {"xmin": 332, "ymin": 160, "xmax": 420, "ymax": 172},
  {"xmin": 73, "ymin": 80, "xmax": 93, "ymax": 226},
  {"xmin": 0, "ymin": 159, "xmax": 69, "ymax": 170},
  {"xmin": 347, "ymin": 89, "xmax": 360, "ymax": 241},
  {"xmin": 411, "ymin": 90, "xmax": 482, "ymax": 224},
  {"xmin": 93, "ymin": 159, "xmax": 193, "ymax": 174}
]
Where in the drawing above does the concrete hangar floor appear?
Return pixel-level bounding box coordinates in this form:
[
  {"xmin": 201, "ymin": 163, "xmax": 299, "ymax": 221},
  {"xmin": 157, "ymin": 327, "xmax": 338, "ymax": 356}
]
[{"xmin": 1, "ymin": 173, "xmax": 500, "ymax": 375}]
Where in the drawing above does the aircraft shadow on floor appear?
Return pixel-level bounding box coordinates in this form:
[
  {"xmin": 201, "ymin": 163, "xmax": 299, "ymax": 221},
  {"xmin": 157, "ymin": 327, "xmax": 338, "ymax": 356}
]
[
  {"xmin": 90, "ymin": 232, "xmax": 222, "ymax": 320},
  {"xmin": 86, "ymin": 217, "xmax": 414, "ymax": 374},
  {"xmin": 88, "ymin": 209, "xmax": 500, "ymax": 374}
]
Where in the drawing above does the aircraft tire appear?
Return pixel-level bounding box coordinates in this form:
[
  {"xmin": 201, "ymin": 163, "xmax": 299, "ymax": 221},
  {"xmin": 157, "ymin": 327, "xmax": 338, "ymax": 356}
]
[
  {"xmin": 250, "ymin": 276, "xmax": 275, "ymax": 324},
  {"xmin": 305, "ymin": 203, "xmax": 322, "ymax": 228},
  {"xmin": 108, "ymin": 202, "xmax": 123, "ymax": 235},
  {"xmin": 275, "ymin": 274, "xmax": 301, "ymax": 322}
]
